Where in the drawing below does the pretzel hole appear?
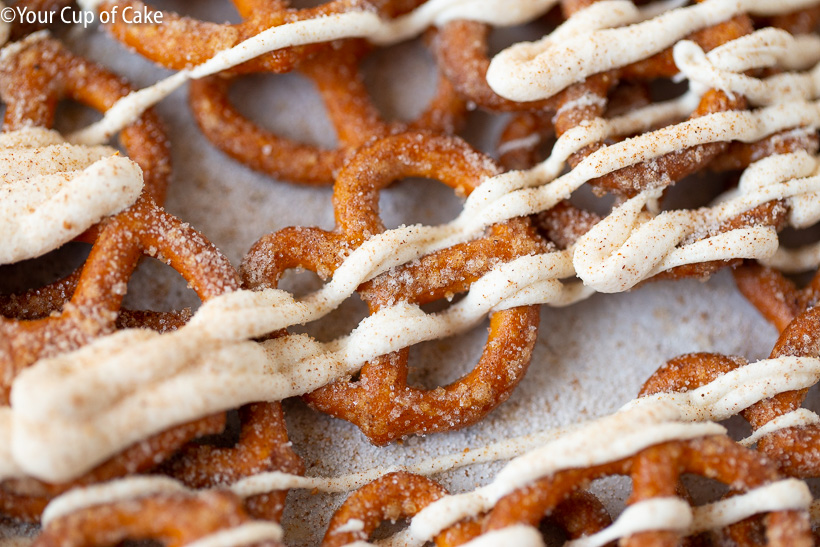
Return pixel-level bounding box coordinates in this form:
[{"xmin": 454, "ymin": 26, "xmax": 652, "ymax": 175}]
[
  {"xmin": 536, "ymin": 519, "xmax": 578, "ymax": 546},
  {"xmin": 290, "ymin": 291, "xmax": 369, "ymax": 343},
  {"xmin": 680, "ymin": 473, "xmax": 731, "ymax": 508},
  {"xmin": 288, "ymin": 0, "xmax": 333, "ymax": 8},
  {"xmin": 0, "ymin": 241, "xmax": 90, "ymax": 296},
  {"xmin": 368, "ymin": 517, "xmax": 410, "ymax": 542},
  {"xmin": 587, "ymin": 475, "xmax": 630, "ymax": 521},
  {"xmin": 191, "ymin": 409, "xmax": 241, "ymax": 448},
  {"xmin": 362, "ymin": 39, "xmax": 437, "ymax": 124},
  {"xmin": 378, "ymin": 177, "xmax": 465, "ymax": 230},
  {"xmin": 146, "ymin": 0, "xmax": 242, "ymax": 23},
  {"xmin": 800, "ymin": 384, "xmax": 820, "ymax": 422},
  {"xmin": 721, "ymin": 413, "xmax": 753, "ymax": 445},
  {"xmin": 648, "ymin": 78, "xmax": 690, "ymax": 104},
  {"xmin": 120, "ymin": 255, "xmax": 202, "ymax": 313},
  {"xmin": 486, "ymin": 16, "xmax": 557, "ymax": 58},
  {"xmin": 229, "ymin": 73, "xmax": 338, "ymax": 151},
  {"xmin": 569, "ymin": 184, "xmax": 616, "ymax": 218},
  {"xmin": 660, "ymin": 171, "xmax": 735, "ymax": 212},
  {"xmin": 777, "ymin": 223, "xmax": 820, "ymax": 287},
  {"xmin": 405, "ymin": 319, "xmax": 488, "ymax": 390},
  {"xmin": 53, "ymin": 99, "xmax": 103, "ymax": 138}
]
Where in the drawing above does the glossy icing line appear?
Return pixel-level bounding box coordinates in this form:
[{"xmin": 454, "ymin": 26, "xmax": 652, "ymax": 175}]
[
  {"xmin": 486, "ymin": 0, "xmax": 820, "ymax": 101},
  {"xmin": 0, "ymin": 126, "xmax": 143, "ymax": 265}
]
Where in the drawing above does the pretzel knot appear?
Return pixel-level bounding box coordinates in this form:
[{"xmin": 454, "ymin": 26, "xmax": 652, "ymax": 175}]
[
  {"xmin": 89, "ymin": 0, "xmax": 369, "ymax": 73},
  {"xmin": 734, "ymin": 261, "xmax": 820, "ymax": 333},
  {"xmin": 0, "ymin": 32, "xmax": 240, "ymax": 384},
  {"xmin": 34, "ymin": 485, "xmax": 284, "ymax": 547},
  {"xmin": 162, "ymin": 402, "xmax": 304, "ymax": 522},
  {"xmin": 0, "ymin": 34, "xmax": 242, "ymax": 520},
  {"xmin": 190, "ymin": 35, "xmax": 465, "ymax": 186},
  {"xmin": 436, "ymin": 490, "xmax": 612, "ymax": 546},
  {"xmin": 241, "ymin": 131, "xmax": 547, "ymax": 444},
  {"xmin": 483, "ymin": 435, "xmax": 809, "ymax": 546},
  {"xmin": 326, "ymin": 476, "xmax": 610, "ymax": 546},
  {"xmin": 322, "ymin": 471, "xmax": 447, "ymax": 547},
  {"xmin": 496, "ymin": 5, "xmax": 817, "ymax": 198},
  {"xmin": 640, "ymin": 306, "xmax": 820, "ymax": 480}
]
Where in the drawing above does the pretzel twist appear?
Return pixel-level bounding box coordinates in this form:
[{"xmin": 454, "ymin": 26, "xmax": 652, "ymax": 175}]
[
  {"xmin": 189, "ymin": 35, "xmax": 465, "ymax": 185},
  {"xmin": 241, "ymin": 131, "xmax": 547, "ymax": 444}
]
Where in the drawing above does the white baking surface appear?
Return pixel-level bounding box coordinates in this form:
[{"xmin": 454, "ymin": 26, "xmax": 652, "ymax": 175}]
[{"xmin": 0, "ymin": 1, "xmax": 804, "ymax": 545}]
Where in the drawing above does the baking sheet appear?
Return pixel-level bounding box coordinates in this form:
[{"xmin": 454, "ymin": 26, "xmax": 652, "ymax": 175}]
[{"xmin": 0, "ymin": 1, "xmax": 803, "ymax": 545}]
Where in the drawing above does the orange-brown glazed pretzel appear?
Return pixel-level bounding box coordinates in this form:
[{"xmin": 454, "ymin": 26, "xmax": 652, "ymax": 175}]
[
  {"xmin": 0, "ymin": 34, "xmax": 243, "ymax": 522},
  {"xmin": 33, "ymin": 489, "xmax": 283, "ymax": 547},
  {"xmin": 484, "ymin": 435, "xmax": 810, "ymax": 546},
  {"xmin": 0, "ymin": 412, "xmax": 226, "ymax": 522},
  {"xmin": 163, "ymin": 402, "xmax": 304, "ymax": 522},
  {"xmin": 437, "ymin": 490, "xmax": 612, "ymax": 546},
  {"xmin": 93, "ymin": 0, "xmax": 365, "ymax": 74},
  {"xmin": 0, "ymin": 35, "xmax": 240, "ymax": 404},
  {"xmin": 733, "ymin": 261, "xmax": 820, "ymax": 332},
  {"xmin": 189, "ymin": 36, "xmax": 465, "ymax": 185},
  {"xmin": 640, "ymin": 306, "xmax": 820, "ymax": 478},
  {"xmin": 509, "ymin": 0, "xmax": 751, "ymax": 197},
  {"xmin": 242, "ymin": 131, "xmax": 547, "ymax": 444},
  {"xmin": 322, "ymin": 472, "xmax": 447, "ymax": 547},
  {"xmin": 432, "ymin": 19, "xmax": 557, "ymax": 112}
]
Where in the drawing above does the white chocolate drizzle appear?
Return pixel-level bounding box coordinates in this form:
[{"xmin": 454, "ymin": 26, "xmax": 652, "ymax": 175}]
[
  {"xmin": 0, "ymin": 127, "xmax": 143, "ymax": 265},
  {"xmin": 486, "ymin": 0, "xmax": 820, "ymax": 101}
]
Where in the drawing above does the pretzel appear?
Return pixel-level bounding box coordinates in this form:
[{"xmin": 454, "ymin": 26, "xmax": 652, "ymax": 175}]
[
  {"xmin": 322, "ymin": 472, "xmax": 446, "ymax": 547},
  {"xmin": 0, "ymin": 413, "xmax": 225, "ymax": 522},
  {"xmin": 436, "ymin": 491, "xmax": 612, "ymax": 546},
  {"xmin": 163, "ymin": 402, "xmax": 304, "ymax": 522},
  {"xmin": 242, "ymin": 131, "xmax": 547, "ymax": 444},
  {"xmin": 484, "ymin": 434, "xmax": 810, "ymax": 546},
  {"xmin": 432, "ymin": 19, "xmax": 556, "ymax": 113},
  {"xmin": 639, "ymin": 306, "xmax": 820, "ymax": 478},
  {"xmin": 189, "ymin": 35, "xmax": 465, "ymax": 185},
  {"xmin": 323, "ymin": 472, "xmax": 611, "ymax": 546},
  {"xmin": 91, "ymin": 0, "xmax": 365, "ymax": 74},
  {"xmin": 733, "ymin": 260, "xmax": 820, "ymax": 333},
  {"xmin": 34, "ymin": 488, "xmax": 283, "ymax": 547},
  {"xmin": 0, "ymin": 35, "xmax": 245, "ymax": 522},
  {"xmin": 0, "ymin": 35, "xmax": 240, "ymax": 403}
]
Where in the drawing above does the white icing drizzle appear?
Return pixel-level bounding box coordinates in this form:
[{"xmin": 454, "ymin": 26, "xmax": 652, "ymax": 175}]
[
  {"xmin": 455, "ymin": 525, "xmax": 544, "ymax": 547},
  {"xmin": 183, "ymin": 522, "xmax": 284, "ymax": 547},
  {"xmin": 674, "ymin": 29, "xmax": 820, "ymax": 106},
  {"xmin": 333, "ymin": 519, "xmax": 365, "ymax": 534},
  {"xmin": 36, "ymin": 404, "xmax": 810, "ymax": 547},
  {"xmin": 486, "ymin": 0, "xmax": 820, "ymax": 101},
  {"xmin": 70, "ymin": 0, "xmax": 820, "ymax": 144},
  {"xmin": 41, "ymin": 477, "xmax": 283, "ymax": 547},
  {"xmin": 762, "ymin": 240, "xmax": 820, "ymax": 272},
  {"xmin": 41, "ymin": 476, "xmax": 187, "ymax": 525},
  {"xmin": 565, "ymin": 498, "xmax": 692, "ymax": 547},
  {"xmin": 688, "ymin": 478, "xmax": 812, "ymax": 533},
  {"xmin": 0, "ymin": 126, "xmax": 143, "ymax": 265},
  {"xmin": 740, "ymin": 409, "xmax": 820, "ymax": 447}
]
